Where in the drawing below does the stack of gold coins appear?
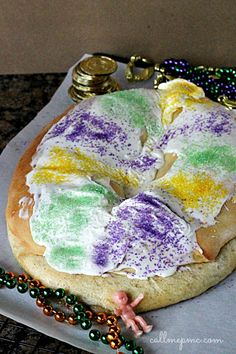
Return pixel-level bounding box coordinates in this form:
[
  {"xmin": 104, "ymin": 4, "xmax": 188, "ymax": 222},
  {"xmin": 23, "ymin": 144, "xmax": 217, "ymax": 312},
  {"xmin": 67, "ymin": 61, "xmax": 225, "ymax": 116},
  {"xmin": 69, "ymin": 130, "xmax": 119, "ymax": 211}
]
[{"xmin": 68, "ymin": 55, "xmax": 120, "ymax": 102}]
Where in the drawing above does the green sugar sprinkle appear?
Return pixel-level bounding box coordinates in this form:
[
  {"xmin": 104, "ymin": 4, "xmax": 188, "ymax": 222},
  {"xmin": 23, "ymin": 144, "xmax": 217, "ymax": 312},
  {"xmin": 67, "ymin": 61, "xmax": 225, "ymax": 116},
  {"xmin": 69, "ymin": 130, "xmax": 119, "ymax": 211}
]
[
  {"xmin": 31, "ymin": 196, "xmax": 89, "ymax": 244},
  {"xmin": 50, "ymin": 245, "xmax": 84, "ymax": 258},
  {"xmin": 31, "ymin": 183, "xmax": 114, "ymax": 245},
  {"xmin": 57, "ymin": 193, "xmax": 101, "ymax": 207},
  {"xmin": 100, "ymin": 89, "xmax": 164, "ymax": 137},
  {"xmin": 80, "ymin": 183, "xmax": 117, "ymax": 203},
  {"xmin": 47, "ymin": 246, "xmax": 85, "ymax": 270},
  {"xmin": 185, "ymin": 144, "xmax": 236, "ymax": 173}
]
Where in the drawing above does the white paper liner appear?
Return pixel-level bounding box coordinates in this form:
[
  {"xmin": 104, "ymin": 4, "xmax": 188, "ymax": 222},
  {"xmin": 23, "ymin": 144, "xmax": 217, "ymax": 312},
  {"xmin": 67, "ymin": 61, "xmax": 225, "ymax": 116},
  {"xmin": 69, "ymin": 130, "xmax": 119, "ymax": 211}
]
[{"xmin": 0, "ymin": 54, "xmax": 235, "ymax": 354}]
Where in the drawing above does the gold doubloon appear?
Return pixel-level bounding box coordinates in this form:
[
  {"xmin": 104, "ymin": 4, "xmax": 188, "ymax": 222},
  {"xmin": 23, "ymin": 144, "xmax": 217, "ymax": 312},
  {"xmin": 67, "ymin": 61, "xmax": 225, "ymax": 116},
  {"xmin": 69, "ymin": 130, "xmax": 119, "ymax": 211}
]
[
  {"xmin": 68, "ymin": 55, "xmax": 120, "ymax": 102},
  {"xmin": 80, "ymin": 56, "xmax": 118, "ymax": 76}
]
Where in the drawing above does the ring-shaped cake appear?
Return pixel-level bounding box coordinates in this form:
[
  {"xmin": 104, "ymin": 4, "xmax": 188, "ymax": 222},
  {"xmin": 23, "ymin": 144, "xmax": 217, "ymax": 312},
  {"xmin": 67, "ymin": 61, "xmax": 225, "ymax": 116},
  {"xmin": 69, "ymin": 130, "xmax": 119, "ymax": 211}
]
[{"xmin": 6, "ymin": 79, "xmax": 236, "ymax": 312}]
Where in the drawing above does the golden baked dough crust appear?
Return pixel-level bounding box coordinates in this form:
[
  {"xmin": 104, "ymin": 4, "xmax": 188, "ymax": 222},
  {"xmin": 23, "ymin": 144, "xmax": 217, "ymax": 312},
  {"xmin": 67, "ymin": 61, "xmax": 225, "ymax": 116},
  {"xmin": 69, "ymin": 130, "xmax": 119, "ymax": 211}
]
[{"xmin": 6, "ymin": 106, "xmax": 236, "ymax": 312}]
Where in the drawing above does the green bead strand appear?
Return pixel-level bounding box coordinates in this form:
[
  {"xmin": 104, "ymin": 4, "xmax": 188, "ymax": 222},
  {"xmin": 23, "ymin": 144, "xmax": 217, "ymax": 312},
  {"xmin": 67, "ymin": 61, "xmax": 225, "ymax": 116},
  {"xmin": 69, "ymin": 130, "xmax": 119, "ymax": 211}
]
[
  {"xmin": 119, "ymin": 334, "xmax": 126, "ymax": 345},
  {"xmin": 89, "ymin": 329, "xmax": 101, "ymax": 341},
  {"xmin": 4, "ymin": 274, "xmax": 12, "ymax": 282},
  {"xmin": 80, "ymin": 319, "xmax": 92, "ymax": 330},
  {"xmin": 54, "ymin": 288, "xmax": 65, "ymax": 299},
  {"xmin": 41, "ymin": 287, "xmax": 53, "ymax": 298},
  {"xmin": 73, "ymin": 303, "xmax": 85, "ymax": 314},
  {"xmin": 125, "ymin": 339, "xmax": 136, "ymax": 351},
  {"xmin": 17, "ymin": 283, "xmax": 28, "ymax": 294},
  {"xmin": 0, "ymin": 267, "xmax": 144, "ymax": 352},
  {"xmin": 0, "ymin": 276, "xmax": 5, "ymax": 287},
  {"xmin": 101, "ymin": 334, "xmax": 109, "ymax": 345},
  {"xmin": 29, "ymin": 287, "xmax": 40, "ymax": 298},
  {"xmin": 5, "ymin": 278, "xmax": 17, "ymax": 289},
  {"xmin": 76, "ymin": 311, "xmax": 87, "ymax": 322},
  {"xmin": 66, "ymin": 294, "xmax": 77, "ymax": 305},
  {"xmin": 133, "ymin": 346, "xmax": 144, "ymax": 354}
]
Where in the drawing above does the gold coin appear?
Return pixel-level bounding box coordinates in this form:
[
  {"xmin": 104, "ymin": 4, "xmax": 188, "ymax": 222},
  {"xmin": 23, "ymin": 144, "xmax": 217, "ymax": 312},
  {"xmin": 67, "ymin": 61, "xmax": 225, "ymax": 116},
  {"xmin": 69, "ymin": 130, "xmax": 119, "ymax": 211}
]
[
  {"xmin": 72, "ymin": 81, "xmax": 108, "ymax": 92},
  {"xmin": 76, "ymin": 91, "xmax": 96, "ymax": 100},
  {"xmin": 72, "ymin": 66, "xmax": 107, "ymax": 84},
  {"xmin": 68, "ymin": 86, "xmax": 94, "ymax": 102},
  {"xmin": 73, "ymin": 78, "xmax": 114, "ymax": 93},
  {"xmin": 68, "ymin": 86, "xmax": 81, "ymax": 102},
  {"xmin": 79, "ymin": 56, "xmax": 118, "ymax": 76},
  {"xmin": 72, "ymin": 86, "xmax": 96, "ymax": 98},
  {"xmin": 73, "ymin": 75, "xmax": 106, "ymax": 86},
  {"xmin": 72, "ymin": 75, "xmax": 108, "ymax": 87}
]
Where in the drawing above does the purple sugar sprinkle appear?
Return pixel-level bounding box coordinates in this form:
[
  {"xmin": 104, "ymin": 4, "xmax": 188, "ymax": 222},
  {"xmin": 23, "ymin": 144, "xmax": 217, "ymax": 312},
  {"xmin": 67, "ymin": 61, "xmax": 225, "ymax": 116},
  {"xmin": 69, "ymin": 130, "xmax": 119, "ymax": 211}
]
[
  {"xmin": 129, "ymin": 154, "xmax": 157, "ymax": 171},
  {"xmin": 48, "ymin": 115, "xmax": 75, "ymax": 138},
  {"xmin": 65, "ymin": 112, "xmax": 128, "ymax": 144},
  {"xmin": 159, "ymin": 109, "xmax": 234, "ymax": 148},
  {"xmin": 93, "ymin": 243, "xmax": 109, "ymax": 267},
  {"xmin": 45, "ymin": 108, "xmax": 129, "ymax": 158},
  {"xmin": 93, "ymin": 193, "xmax": 195, "ymax": 278}
]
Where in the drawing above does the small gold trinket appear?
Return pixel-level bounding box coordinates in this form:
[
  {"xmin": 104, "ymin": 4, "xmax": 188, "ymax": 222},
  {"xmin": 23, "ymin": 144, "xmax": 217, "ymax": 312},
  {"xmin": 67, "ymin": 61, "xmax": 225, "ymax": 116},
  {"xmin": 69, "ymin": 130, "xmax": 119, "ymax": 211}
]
[
  {"xmin": 68, "ymin": 55, "xmax": 120, "ymax": 103},
  {"xmin": 80, "ymin": 56, "xmax": 118, "ymax": 76},
  {"xmin": 125, "ymin": 55, "xmax": 154, "ymax": 82},
  {"xmin": 217, "ymin": 95, "xmax": 236, "ymax": 110}
]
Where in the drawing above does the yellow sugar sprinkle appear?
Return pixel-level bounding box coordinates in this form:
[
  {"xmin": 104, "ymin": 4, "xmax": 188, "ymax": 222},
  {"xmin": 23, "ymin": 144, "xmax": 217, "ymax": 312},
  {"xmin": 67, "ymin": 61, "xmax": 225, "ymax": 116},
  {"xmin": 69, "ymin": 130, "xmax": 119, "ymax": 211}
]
[
  {"xmin": 156, "ymin": 171, "xmax": 228, "ymax": 212},
  {"xmin": 32, "ymin": 146, "xmax": 82, "ymax": 184},
  {"xmin": 159, "ymin": 80, "xmax": 212, "ymax": 126},
  {"xmin": 32, "ymin": 146, "xmax": 139, "ymax": 187},
  {"xmin": 74, "ymin": 148, "xmax": 139, "ymax": 187}
]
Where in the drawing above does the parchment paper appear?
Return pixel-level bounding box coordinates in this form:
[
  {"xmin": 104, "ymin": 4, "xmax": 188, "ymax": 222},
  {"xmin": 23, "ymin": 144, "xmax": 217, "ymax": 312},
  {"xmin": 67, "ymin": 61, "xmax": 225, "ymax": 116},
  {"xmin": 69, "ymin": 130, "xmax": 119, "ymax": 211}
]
[{"xmin": 0, "ymin": 55, "xmax": 235, "ymax": 354}]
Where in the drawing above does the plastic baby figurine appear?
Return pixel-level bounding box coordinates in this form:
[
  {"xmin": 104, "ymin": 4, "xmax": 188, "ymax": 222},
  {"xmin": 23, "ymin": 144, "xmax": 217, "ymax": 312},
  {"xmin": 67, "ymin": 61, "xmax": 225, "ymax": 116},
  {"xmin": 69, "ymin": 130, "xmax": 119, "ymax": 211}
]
[{"xmin": 113, "ymin": 290, "xmax": 153, "ymax": 337}]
